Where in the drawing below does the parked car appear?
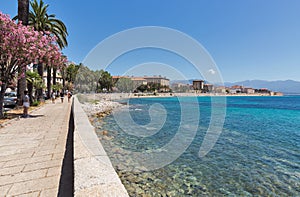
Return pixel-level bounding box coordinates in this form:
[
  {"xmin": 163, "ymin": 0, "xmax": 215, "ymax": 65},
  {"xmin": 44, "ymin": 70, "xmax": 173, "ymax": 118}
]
[{"xmin": 4, "ymin": 92, "xmax": 17, "ymax": 108}]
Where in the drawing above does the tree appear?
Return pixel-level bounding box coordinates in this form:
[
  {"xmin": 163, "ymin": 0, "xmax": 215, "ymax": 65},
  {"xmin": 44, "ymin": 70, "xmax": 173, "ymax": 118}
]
[
  {"xmin": 115, "ymin": 78, "xmax": 134, "ymax": 92},
  {"xmin": 98, "ymin": 70, "xmax": 113, "ymax": 92},
  {"xmin": 17, "ymin": 0, "xmax": 30, "ymax": 105},
  {"xmin": 15, "ymin": 0, "xmax": 69, "ymax": 99},
  {"xmin": 66, "ymin": 63, "xmax": 79, "ymax": 84},
  {"xmin": 18, "ymin": 0, "xmax": 29, "ymax": 26},
  {"xmin": 136, "ymin": 84, "xmax": 148, "ymax": 93},
  {"xmin": 28, "ymin": 0, "xmax": 68, "ymax": 49},
  {"xmin": 26, "ymin": 71, "xmax": 44, "ymax": 104},
  {"xmin": 0, "ymin": 12, "xmax": 65, "ymax": 117},
  {"xmin": 74, "ymin": 65, "xmax": 94, "ymax": 93},
  {"xmin": 63, "ymin": 63, "xmax": 79, "ymax": 91}
]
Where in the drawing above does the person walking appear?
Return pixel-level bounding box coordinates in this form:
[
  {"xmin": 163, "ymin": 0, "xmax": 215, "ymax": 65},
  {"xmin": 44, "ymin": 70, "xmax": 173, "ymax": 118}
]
[
  {"xmin": 67, "ymin": 91, "xmax": 72, "ymax": 103},
  {"xmin": 60, "ymin": 91, "xmax": 64, "ymax": 103},
  {"xmin": 51, "ymin": 92, "xmax": 56, "ymax": 103},
  {"xmin": 23, "ymin": 90, "xmax": 30, "ymax": 118}
]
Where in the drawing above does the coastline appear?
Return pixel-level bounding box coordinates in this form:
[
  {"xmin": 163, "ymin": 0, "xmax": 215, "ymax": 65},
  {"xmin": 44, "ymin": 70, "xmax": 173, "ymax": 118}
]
[
  {"xmin": 77, "ymin": 92, "xmax": 283, "ymax": 103},
  {"xmin": 76, "ymin": 93, "xmax": 299, "ymax": 196}
]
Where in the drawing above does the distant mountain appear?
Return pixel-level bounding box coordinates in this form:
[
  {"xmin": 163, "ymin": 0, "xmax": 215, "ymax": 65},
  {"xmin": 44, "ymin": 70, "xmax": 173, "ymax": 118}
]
[
  {"xmin": 171, "ymin": 79, "xmax": 300, "ymax": 94},
  {"xmin": 224, "ymin": 80, "xmax": 300, "ymax": 94}
]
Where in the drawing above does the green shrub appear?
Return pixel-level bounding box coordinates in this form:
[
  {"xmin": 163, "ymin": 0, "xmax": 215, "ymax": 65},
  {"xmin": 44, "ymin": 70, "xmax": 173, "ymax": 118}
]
[{"xmin": 32, "ymin": 101, "xmax": 40, "ymax": 106}]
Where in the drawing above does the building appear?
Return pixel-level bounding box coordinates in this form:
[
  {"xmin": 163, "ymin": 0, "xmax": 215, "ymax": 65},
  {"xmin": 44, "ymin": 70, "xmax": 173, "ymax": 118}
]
[
  {"xmin": 42, "ymin": 68, "xmax": 63, "ymax": 86},
  {"xmin": 274, "ymin": 92, "xmax": 283, "ymax": 96},
  {"xmin": 171, "ymin": 83, "xmax": 192, "ymax": 93},
  {"xmin": 130, "ymin": 77, "xmax": 147, "ymax": 87},
  {"xmin": 193, "ymin": 80, "xmax": 204, "ymax": 91},
  {"xmin": 112, "ymin": 76, "xmax": 123, "ymax": 84},
  {"xmin": 204, "ymin": 84, "xmax": 214, "ymax": 93},
  {"xmin": 231, "ymin": 85, "xmax": 243, "ymax": 89},
  {"xmin": 229, "ymin": 89, "xmax": 237, "ymax": 94},
  {"xmin": 255, "ymin": 88, "xmax": 270, "ymax": 94},
  {"xmin": 143, "ymin": 75, "xmax": 170, "ymax": 86},
  {"xmin": 243, "ymin": 87, "xmax": 255, "ymax": 94},
  {"xmin": 215, "ymin": 86, "xmax": 226, "ymax": 94}
]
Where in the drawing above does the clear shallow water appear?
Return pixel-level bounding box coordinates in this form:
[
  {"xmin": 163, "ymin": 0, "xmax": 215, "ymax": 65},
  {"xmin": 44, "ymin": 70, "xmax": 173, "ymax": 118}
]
[{"xmin": 92, "ymin": 96, "xmax": 300, "ymax": 196}]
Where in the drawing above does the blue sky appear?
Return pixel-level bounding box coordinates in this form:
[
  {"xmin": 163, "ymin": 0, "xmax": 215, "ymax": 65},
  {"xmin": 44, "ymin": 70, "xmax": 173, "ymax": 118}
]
[{"xmin": 1, "ymin": 0, "xmax": 300, "ymax": 82}]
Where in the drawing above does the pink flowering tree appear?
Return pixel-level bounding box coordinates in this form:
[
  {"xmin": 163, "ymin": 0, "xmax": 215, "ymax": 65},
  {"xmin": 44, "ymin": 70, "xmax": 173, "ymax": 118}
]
[{"xmin": 0, "ymin": 12, "xmax": 66, "ymax": 117}]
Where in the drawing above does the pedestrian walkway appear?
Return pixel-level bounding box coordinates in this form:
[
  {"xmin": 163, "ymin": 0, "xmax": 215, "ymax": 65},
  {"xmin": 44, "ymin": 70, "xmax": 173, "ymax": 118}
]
[{"xmin": 0, "ymin": 98, "xmax": 72, "ymax": 196}]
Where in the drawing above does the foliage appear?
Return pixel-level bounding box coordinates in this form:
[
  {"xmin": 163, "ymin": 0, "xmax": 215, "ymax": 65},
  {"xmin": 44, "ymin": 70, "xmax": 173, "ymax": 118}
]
[
  {"xmin": 136, "ymin": 84, "xmax": 148, "ymax": 93},
  {"xmin": 0, "ymin": 12, "xmax": 66, "ymax": 117},
  {"xmin": 65, "ymin": 63, "xmax": 79, "ymax": 83},
  {"xmin": 28, "ymin": 0, "xmax": 68, "ymax": 49},
  {"xmin": 26, "ymin": 70, "xmax": 44, "ymax": 103},
  {"xmin": 31, "ymin": 100, "xmax": 40, "ymax": 106},
  {"xmin": 14, "ymin": 0, "xmax": 69, "ymax": 100},
  {"xmin": 74, "ymin": 66, "xmax": 113, "ymax": 93},
  {"xmin": 75, "ymin": 65, "xmax": 96, "ymax": 93},
  {"xmin": 26, "ymin": 71, "xmax": 44, "ymax": 90},
  {"xmin": 97, "ymin": 70, "xmax": 113, "ymax": 92},
  {"xmin": 52, "ymin": 83, "xmax": 63, "ymax": 92},
  {"xmin": 115, "ymin": 78, "xmax": 134, "ymax": 92},
  {"xmin": 136, "ymin": 82, "xmax": 170, "ymax": 93}
]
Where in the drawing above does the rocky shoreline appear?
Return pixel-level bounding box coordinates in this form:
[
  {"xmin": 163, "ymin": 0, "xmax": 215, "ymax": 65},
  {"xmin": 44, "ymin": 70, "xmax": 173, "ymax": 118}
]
[{"xmin": 80, "ymin": 98, "xmax": 122, "ymax": 117}]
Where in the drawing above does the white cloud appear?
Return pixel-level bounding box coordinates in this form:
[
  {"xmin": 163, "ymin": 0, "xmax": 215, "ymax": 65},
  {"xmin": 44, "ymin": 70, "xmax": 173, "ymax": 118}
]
[{"xmin": 208, "ymin": 69, "xmax": 216, "ymax": 75}]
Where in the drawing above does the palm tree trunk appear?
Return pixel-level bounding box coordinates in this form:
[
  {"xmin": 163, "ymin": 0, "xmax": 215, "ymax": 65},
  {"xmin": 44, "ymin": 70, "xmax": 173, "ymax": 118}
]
[
  {"xmin": 27, "ymin": 81, "xmax": 33, "ymax": 104},
  {"xmin": 53, "ymin": 68, "xmax": 57, "ymax": 86},
  {"xmin": 17, "ymin": 0, "xmax": 29, "ymax": 106},
  {"xmin": 47, "ymin": 66, "xmax": 52, "ymax": 99},
  {"xmin": 62, "ymin": 68, "xmax": 65, "ymax": 89},
  {"xmin": 17, "ymin": 69, "xmax": 27, "ymax": 106},
  {"xmin": 0, "ymin": 83, "xmax": 7, "ymax": 118},
  {"xmin": 37, "ymin": 63, "xmax": 44, "ymax": 101},
  {"xmin": 18, "ymin": 0, "xmax": 29, "ymax": 25}
]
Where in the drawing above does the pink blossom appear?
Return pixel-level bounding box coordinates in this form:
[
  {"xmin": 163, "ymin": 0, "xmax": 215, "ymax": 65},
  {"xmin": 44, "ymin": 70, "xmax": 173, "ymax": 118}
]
[{"xmin": 0, "ymin": 11, "xmax": 68, "ymax": 90}]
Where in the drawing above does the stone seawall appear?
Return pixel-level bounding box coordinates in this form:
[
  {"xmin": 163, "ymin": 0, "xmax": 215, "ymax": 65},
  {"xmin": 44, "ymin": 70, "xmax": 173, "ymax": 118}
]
[{"xmin": 72, "ymin": 96, "xmax": 129, "ymax": 196}]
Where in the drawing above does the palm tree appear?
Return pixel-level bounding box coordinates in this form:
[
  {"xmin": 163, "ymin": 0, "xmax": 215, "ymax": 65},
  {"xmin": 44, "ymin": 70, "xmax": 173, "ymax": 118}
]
[
  {"xmin": 16, "ymin": 0, "xmax": 29, "ymax": 106},
  {"xmin": 29, "ymin": 0, "xmax": 68, "ymax": 49},
  {"xmin": 15, "ymin": 0, "xmax": 68, "ymax": 99},
  {"xmin": 26, "ymin": 71, "xmax": 44, "ymax": 104}
]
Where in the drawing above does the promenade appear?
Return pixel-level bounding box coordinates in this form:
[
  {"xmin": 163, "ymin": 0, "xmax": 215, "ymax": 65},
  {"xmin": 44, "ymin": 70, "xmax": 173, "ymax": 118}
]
[{"xmin": 0, "ymin": 98, "xmax": 72, "ymax": 196}]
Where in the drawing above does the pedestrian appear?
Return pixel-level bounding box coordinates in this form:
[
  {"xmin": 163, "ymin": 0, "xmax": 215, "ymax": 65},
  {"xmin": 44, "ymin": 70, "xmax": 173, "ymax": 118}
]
[
  {"xmin": 51, "ymin": 92, "xmax": 56, "ymax": 103},
  {"xmin": 67, "ymin": 91, "xmax": 72, "ymax": 103},
  {"xmin": 23, "ymin": 90, "xmax": 29, "ymax": 118},
  {"xmin": 60, "ymin": 91, "xmax": 64, "ymax": 103}
]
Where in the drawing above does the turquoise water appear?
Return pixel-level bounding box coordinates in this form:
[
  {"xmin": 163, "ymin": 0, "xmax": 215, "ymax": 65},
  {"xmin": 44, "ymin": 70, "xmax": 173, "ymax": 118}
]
[{"xmin": 92, "ymin": 96, "xmax": 300, "ymax": 196}]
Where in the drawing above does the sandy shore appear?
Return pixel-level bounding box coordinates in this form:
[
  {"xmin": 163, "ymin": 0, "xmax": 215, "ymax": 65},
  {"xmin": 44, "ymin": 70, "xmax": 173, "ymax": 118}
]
[
  {"xmin": 78, "ymin": 92, "xmax": 279, "ymax": 116},
  {"xmin": 78, "ymin": 92, "xmax": 276, "ymax": 104}
]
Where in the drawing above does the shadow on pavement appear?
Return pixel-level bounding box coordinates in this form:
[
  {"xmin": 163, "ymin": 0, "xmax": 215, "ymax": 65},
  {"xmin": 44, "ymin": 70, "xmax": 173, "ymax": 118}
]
[
  {"xmin": 28, "ymin": 114, "xmax": 44, "ymax": 118},
  {"xmin": 58, "ymin": 106, "xmax": 74, "ymax": 196}
]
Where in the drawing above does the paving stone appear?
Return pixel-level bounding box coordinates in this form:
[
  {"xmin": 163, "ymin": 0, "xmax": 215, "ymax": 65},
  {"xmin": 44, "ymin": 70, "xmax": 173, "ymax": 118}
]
[
  {"xmin": 4, "ymin": 155, "xmax": 52, "ymax": 168},
  {"xmin": 36, "ymin": 144, "xmax": 57, "ymax": 151},
  {"xmin": 0, "ymin": 161, "xmax": 5, "ymax": 168},
  {"xmin": 32, "ymin": 149, "xmax": 61, "ymax": 157},
  {"xmin": 0, "ymin": 165, "xmax": 24, "ymax": 176},
  {"xmin": 52, "ymin": 152, "xmax": 65, "ymax": 160},
  {"xmin": 15, "ymin": 191, "xmax": 40, "ymax": 197},
  {"xmin": 40, "ymin": 188, "xmax": 58, "ymax": 197},
  {"xmin": 0, "ymin": 100, "xmax": 71, "ymax": 195},
  {"xmin": 8, "ymin": 176, "xmax": 59, "ymax": 196},
  {"xmin": 0, "ymin": 169, "xmax": 47, "ymax": 186},
  {"xmin": 23, "ymin": 159, "xmax": 62, "ymax": 172},
  {"xmin": 46, "ymin": 167, "xmax": 61, "ymax": 177},
  {"xmin": 0, "ymin": 184, "xmax": 12, "ymax": 195}
]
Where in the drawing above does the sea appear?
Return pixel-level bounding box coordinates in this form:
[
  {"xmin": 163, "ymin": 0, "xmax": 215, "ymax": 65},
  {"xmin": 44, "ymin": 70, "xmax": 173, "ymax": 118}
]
[{"xmin": 91, "ymin": 96, "xmax": 300, "ymax": 196}]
